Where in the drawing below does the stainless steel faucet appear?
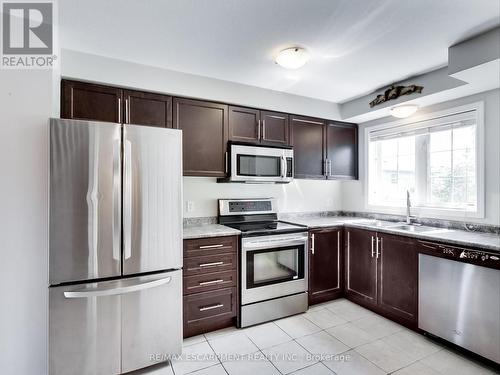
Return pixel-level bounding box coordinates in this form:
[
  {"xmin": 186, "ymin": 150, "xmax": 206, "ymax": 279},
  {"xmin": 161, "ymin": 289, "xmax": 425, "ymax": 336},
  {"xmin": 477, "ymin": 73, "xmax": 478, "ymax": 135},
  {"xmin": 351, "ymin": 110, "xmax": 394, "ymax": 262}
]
[{"xmin": 406, "ymin": 190, "xmax": 412, "ymax": 224}]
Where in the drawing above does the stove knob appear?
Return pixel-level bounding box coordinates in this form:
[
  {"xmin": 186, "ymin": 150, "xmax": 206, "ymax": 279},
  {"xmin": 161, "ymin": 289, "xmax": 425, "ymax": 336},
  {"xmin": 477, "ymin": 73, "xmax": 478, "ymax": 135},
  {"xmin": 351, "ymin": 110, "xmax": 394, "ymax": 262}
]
[
  {"xmin": 490, "ymin": 255, "xmax": 499, "ymax": 261},
  {"xmin": 459, "ymin": 251, "xmax": 466, "ymax": 258},
  {"xmin": 481, "ymin": 256, "xmax": 486, "ymax": 261}
]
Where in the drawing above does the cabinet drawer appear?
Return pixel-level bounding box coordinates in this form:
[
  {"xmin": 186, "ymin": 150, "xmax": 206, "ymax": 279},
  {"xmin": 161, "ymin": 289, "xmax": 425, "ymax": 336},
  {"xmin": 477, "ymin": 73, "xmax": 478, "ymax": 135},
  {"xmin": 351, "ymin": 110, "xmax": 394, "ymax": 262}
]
[
  {"xmin": 184, "ymin": 287, "xmax": 236, "ymax": 323},
  {"xmin": 184, "ymin": 253, "xmax": 237, "ymax": 276},
  {"xmin": 184, "ymin": 270, "xmax": 236, "ymax": 295},
  {"xmin": 184, "ymin": 236, "xmax": 237, "ymax": 258}
]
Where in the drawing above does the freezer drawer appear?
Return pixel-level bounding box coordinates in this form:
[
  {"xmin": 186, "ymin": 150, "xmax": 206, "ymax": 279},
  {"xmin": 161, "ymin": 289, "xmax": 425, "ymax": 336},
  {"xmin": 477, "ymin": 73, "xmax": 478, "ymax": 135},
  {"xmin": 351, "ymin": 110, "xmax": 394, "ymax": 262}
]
[
  {"xmin": 49, "ymin": 271, "xmax": 182, "ymax": 375},
  {"xmin": 49, "ymin": 281, "xmax": 121, "ymax": 375},
  {"xmin": 50, "ymin": 119, "xmax": 122, "ymax": 284},
  {"xmin": 123, "ymin": 125, "xmax": 183, "ymax": 275},
  {"xmin": 419, "ymin": 254, "xmax": 500, "ymax": 363},
  {"xmin": 121, "ymin": 270, "xmax": 182, "ymax": 373}
]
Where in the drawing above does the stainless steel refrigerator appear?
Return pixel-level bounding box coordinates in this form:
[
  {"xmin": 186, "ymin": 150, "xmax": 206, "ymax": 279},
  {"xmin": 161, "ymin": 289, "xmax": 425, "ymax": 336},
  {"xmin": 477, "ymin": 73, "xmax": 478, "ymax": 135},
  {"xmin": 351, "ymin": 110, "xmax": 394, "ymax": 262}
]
[{"xmin": 48, "ymin": 118, "xmax": 183, "ymax": 375}]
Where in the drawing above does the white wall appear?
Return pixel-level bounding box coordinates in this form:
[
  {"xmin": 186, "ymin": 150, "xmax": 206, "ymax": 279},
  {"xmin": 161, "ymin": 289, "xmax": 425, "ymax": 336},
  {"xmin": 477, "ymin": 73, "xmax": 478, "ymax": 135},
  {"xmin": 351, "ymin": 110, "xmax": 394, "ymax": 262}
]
[
  {"xmin": 0, "ymin": 69, "xmax": 54, "ymax": 374},
  {"xmin": 342, "ymin": 88, "xmax": 500, "ymax": 225},
  {"xmin": 183, "ymin": 177, "xmax": 342, "ymax": 218},
  {"xmin": 61, "ymin": 49, "xmax": 341, "ymax": 120}
]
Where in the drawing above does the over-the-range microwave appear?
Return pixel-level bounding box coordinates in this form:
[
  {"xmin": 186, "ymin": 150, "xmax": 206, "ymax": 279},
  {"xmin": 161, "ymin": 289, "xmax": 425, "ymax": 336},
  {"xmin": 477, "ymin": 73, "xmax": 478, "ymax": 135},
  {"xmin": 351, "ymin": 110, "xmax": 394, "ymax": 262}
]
[{"xmin": 219, "ymin": 142, "xmax": 293, "ymax": 183}]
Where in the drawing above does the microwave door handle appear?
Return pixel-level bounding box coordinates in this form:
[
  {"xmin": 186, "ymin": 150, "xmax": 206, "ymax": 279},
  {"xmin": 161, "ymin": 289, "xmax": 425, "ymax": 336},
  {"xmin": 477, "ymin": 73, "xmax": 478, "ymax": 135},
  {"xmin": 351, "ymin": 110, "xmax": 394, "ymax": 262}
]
[{"xmin": 281, "ymin": 155, "xmax": 286, "ymax": 178}]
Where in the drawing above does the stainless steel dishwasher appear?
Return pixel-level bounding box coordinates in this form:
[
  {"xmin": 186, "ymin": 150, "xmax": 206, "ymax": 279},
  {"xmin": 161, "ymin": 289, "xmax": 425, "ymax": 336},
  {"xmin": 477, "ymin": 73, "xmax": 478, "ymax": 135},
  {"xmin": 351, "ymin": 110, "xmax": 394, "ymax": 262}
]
[{"xmin": 418, "ymin": 241, "xmax": 500, "ymax": 364}]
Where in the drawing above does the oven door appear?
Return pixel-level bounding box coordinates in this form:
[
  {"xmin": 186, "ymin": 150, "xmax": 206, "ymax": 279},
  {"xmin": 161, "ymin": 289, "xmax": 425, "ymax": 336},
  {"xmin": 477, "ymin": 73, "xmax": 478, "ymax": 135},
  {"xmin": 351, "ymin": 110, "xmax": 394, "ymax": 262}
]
[
  {"xmin": 230, "ymin": 144, "xmax": 293, "ymax": 183},
  {"xmin": 241, "ymin": 232, "xmax": 308, "ymax": 305}
]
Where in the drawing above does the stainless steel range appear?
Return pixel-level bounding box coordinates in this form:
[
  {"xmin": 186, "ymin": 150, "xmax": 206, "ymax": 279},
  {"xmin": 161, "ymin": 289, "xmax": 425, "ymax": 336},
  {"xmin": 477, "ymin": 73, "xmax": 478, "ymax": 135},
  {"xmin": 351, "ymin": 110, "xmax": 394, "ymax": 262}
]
[{"xmin": 218, "ymin": 198, "xmax": 308, "ymax": 327}]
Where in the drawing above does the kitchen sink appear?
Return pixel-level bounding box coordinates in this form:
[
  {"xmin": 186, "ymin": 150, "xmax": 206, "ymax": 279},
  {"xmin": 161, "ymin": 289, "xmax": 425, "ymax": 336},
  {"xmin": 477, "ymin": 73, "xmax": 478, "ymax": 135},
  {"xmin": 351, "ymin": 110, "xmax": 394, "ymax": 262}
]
[
  {"xmin": 390, "ymin": 224, "xmax": 448, "ymax": 233},
  {"xmin": 354, "ymin": 219, "xmax": 401, "ymax": 228}
]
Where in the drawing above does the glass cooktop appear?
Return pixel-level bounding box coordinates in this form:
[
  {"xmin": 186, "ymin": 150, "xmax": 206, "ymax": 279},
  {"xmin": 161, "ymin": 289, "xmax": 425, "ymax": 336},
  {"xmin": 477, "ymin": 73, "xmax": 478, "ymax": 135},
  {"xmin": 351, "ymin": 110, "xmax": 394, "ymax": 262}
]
[{"xmin": 224, "ymin": 220, "xmax": 307, "ymax": 236}]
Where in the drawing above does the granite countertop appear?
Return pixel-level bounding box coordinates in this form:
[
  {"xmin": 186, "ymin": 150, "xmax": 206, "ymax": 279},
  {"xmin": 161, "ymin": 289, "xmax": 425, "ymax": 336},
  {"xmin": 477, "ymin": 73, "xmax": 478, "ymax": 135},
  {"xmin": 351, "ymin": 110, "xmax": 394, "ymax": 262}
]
[
  {"xmin": 284, "ymin": 217, "xmax": 500, "ymax": 252},
  {"xmin": 183, "ymin": 224, "xmax": 240, "ymax": 240},
  {"xmin": 183, "ymin": 216, "xmax": 499, "ymax": 251},
  {"xmin": 281, "ymin": 216, "xmax": 366, "ymax": 229}
]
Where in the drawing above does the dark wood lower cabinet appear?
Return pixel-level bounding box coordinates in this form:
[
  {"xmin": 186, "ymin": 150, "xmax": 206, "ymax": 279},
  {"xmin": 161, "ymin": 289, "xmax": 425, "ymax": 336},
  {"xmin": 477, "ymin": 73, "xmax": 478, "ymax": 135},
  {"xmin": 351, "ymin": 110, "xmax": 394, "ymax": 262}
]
[
  {"xmin": 377, "ymin": 233, "xmax": 418, "ymax": 325},
  {"xmin": 309, "ymin": 228, "xmax": 343, "ymax": 305},
  {"xmin": 183, "ymin": 287, "xmax": 237, "ymax": 338},
  {"xmin": 183, "ymin": 230, "xmax": 421, "ymax": 337},
  {"xmin": 345, "ymin": 227, "xmax": 378, "ymax": 307},
  {"xmin": 344, "ymin": 227, "xmax": 418, "ymax": 328},
  {"xmin": 183, "ymin": 236, "xmax": 238, "ymax": 338}
]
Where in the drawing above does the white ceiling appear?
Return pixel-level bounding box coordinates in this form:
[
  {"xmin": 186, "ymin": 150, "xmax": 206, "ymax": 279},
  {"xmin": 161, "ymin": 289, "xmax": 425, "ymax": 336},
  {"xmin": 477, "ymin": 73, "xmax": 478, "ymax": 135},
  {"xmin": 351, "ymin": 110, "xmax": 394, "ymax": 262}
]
[{"xmin": 59, "ymin": 0, "xmax": 500, "ymax": 103}]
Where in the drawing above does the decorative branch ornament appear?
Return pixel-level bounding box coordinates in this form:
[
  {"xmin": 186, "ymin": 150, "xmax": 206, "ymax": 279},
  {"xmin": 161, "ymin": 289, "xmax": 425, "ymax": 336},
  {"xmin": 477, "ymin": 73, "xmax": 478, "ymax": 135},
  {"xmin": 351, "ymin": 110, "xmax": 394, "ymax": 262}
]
[{"xmin": 369, "ymin": 84, "xmax": 423, "ymax": 108}]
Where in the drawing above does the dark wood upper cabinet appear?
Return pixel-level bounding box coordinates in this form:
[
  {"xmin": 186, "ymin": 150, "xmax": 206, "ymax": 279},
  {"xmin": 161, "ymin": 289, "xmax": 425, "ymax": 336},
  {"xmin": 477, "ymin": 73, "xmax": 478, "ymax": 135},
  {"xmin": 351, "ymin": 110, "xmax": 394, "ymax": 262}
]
[
  {"xmin": 326, "ymin": 122, "xmax": 358, "ymax": 179},
  {"xmin": 345, "ymin": 227, "xmax": 378, "ymax": 307},
  {"xmin": 377, "ymin": 233, "xmax": 417, "ymax": 324},
  {"xmin": 309, "ymin": 228, "xmax": 343, "ymax": 305},
  {"xmin": 61, "ymin": 79, "xmax": 358, "ymax": 179},
  {"xmin": 260, "ymin": 110, "xmax": 289, "ymax": 146},
  {"xmin": 123, "ymin": 90, "xmax": 172, "ymax": 128},
  {"xmin": 173, "ymin": 98, "xmax": 229, "ymax": 177},
  {"xmin": 61, "ymin": 80, "xmax": 173, "ymax": 128},
  {"xmin": 290, "ymin": 115, "xmax": 326, "ymax": 179},
  {"xmin": 228, "ymin": 106, "xmax": 260, "ymax": 143},
  {"xmin": 228, "ymin": 107, "xmax": 289, "ymax": 146},
  {"xmin": 61, "ymin": 80, "xmax": 122, "ymax": 123}
]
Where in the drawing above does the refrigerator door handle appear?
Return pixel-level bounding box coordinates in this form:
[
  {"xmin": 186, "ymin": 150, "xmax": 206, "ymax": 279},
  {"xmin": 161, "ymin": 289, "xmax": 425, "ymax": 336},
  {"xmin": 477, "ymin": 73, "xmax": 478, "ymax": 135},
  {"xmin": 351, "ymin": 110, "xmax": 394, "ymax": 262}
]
[
  {"xmin": 63, "ymin": 276, "xmax": 172, "ymax": 298},
  {"xmin": 112, "ymin": 138, "xmax": 121, "ymax": 261},
  {"xmin": 123, "ymin": 139, "xmax": 132, "ymax": 260}
]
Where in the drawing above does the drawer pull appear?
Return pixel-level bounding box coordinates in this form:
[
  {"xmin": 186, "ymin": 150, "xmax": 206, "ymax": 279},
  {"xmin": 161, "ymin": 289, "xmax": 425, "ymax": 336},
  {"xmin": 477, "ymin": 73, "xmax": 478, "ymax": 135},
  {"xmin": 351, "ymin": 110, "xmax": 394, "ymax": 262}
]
[
  {"xmin": 199, "ymin": 261, "xmax": 224, "ymax": 268},
  {"xmin": 199, "ymin": 303, "xmax": 224, "ymax": 312},
  {"xmin": 199, "ymin": 244, "xmax": 224, "ymax": 249},
  {"xmin": 199, "ymin": 279, "xmax": 224, "ymax": 286}
]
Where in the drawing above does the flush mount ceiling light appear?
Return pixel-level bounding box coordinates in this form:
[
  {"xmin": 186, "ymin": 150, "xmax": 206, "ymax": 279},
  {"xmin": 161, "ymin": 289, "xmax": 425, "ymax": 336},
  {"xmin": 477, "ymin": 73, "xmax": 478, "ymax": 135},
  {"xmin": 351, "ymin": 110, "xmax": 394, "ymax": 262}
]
[
  {"xmin": 390, "ymin": 104, "xmax": 419, "ymax": 118},
  {"xmin": 275, "ymin": 47, "xmax": 310, "ymax": 69}
]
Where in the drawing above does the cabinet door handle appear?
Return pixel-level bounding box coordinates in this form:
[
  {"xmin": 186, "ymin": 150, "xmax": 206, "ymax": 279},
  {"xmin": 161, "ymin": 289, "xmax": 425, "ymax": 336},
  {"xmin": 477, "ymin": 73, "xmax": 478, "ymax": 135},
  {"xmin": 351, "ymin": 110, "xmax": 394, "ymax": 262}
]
[
  {"xmin": 199, "ymin": 279, "xmax": 224, "ymax": 286},
  {"xmin": 376, "ymin": 237, "xmax": 381, "ymax": 259},
  {"xmin": 199, "ymin": 244, "xmax": 224, "ymax": 249},
  {"xmin": 371, "ymin": 236, "xmax": 375, "ymax": 258},
  {"xmin": 262, "ymin": 119, "xmax": 266, "ymax": 139},
  {"xmin": 224, "ymin": 152, "xmax": 228, "ymax": 174},
  {"xmin": 311, "ymin": 233, "xmax": 315, "ymax": 255},
  {"xmin": 257, "ymin": 119, "xmax": 261, "ymax": 139},
  {"xmin": 199, "ymin": 261, "xmax": 224, "ymax": 268},
  {"xmin": 117, "ymin": 98, "xmax": 122, "ymax": 123},
  {"xmin": 199, "ymin": 303, "xmax": 224, "ymax": 312},
  {"xmin": 125, "ymin": 98, "xmax": 130, "ymax": 123}
]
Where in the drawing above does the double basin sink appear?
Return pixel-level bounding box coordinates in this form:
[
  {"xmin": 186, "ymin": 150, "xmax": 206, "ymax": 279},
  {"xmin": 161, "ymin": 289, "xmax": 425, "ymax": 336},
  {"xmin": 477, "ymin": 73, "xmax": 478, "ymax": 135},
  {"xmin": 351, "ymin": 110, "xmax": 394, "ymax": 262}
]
[{"xmin": 352, "ymin": 219, "xmax": 450, "ymax": 234}]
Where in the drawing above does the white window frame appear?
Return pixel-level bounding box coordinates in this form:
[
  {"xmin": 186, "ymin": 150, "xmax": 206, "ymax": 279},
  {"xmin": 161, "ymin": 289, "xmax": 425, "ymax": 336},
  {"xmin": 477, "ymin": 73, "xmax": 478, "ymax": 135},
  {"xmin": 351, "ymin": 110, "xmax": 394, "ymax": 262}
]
[{"xmin": 364, "ymin": 101, "xmax": 485, "ymax": 220}]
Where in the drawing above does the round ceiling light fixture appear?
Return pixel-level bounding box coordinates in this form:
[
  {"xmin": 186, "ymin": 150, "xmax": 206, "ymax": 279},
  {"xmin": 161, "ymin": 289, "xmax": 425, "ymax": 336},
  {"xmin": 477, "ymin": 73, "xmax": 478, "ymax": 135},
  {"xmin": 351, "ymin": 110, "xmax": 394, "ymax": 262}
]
[
  {"xmin": 390, "ymin": 104, "xmax": 419, "ymax": 118},
  {"xmin": 275, "ymin": 47, "xmax": 310, "ymax": 69}
]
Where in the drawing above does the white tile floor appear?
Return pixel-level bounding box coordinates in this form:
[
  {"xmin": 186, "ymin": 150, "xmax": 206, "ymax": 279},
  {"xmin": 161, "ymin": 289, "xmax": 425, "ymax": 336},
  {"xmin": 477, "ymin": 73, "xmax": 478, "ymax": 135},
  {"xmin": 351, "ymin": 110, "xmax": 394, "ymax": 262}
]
[{"xmin": 149, "ymin": 299, "xmax": 498, "ymax": 375}]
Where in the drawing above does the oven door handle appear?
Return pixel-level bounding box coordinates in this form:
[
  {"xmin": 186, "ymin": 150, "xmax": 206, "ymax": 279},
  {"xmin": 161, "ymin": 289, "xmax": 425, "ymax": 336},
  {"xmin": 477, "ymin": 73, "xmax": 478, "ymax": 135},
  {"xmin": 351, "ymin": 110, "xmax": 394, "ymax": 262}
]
[{"xmin": 242, "ymin": 238, "xmax": 307, "ymax": 250}]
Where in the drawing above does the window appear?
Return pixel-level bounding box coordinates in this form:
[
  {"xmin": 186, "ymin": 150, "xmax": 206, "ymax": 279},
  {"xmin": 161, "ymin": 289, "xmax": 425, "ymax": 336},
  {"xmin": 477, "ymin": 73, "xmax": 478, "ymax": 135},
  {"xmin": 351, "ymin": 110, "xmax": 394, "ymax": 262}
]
[{"xmin": 366, "ymin": 103, "xmax": 484, "ymax": 218}]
